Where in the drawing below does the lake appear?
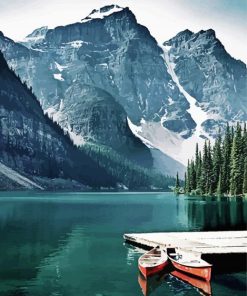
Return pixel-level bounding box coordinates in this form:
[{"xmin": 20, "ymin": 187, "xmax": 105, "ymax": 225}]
[{"xmin": 0, "ymin": 192, "xmax": 246, "ymax": 296}]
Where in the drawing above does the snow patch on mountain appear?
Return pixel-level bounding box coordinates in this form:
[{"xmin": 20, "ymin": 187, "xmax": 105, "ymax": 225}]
[
  {"xmin": 53, "ymin": 73, "xmax": 64, "ymax": 81},
  {"xmin": 168, "ymin": 97, "xmax": 174, "ymax": 105},
  {"xmin": 81, "ymin": 5, "xmax": 123, "ymax": 23},
  {"xmin": 31, "ymin": 48, "xmax": 46, "ymax": 52},
  {"xmin": 127, "ymin": 117, "xmax": 152, "ymax": 148},
  {"xmin": 67, "ymin": 127, "xmax": 85, "ymax": 146},
  {"xmin": 162, "ymin": 45, "xmax": 209, "ymax": 139},
  {"xmin": 55, "ymin": 62, "xmax": 68, "ymax": 72},
  {"xmin": 128, "ymin": 117, "xmax": 208, "ymax": 165},
  {"xmin": 66, "ymin": 40, "xmax": 87, "ymax": 48},
  {"xmin": 127, "ymin": 118, "xmax": 185, "ymax": 176}
]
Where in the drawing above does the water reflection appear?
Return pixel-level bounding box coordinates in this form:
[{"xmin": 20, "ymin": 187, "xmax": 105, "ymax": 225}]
[
  {"xmin": 170, "ymin": 270, "xmax": 212, "ymax": 295},
  {"xmin": 136, "ymin": 253, "xmax": 212, "ymax": 296},
  {"xmin": 138, "ymin": 271, "xmax": 169, "ymax": 296},
  {"xmin": 126, "ymin": 245, "xmax": 146, "ymax": 266},
  {"xmin": 186, "ymin": 196, "xmax": 247, "ymax": 231},
  {"xmin": 0, "ymin": 193, "xmax": 246, "ymax": 296},
  {"xmin": 138, "ymin": 269, "xmax": 212, "ymax": 296}
]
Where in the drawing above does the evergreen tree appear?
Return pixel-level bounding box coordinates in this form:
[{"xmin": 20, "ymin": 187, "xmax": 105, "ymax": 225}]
[
  {"xmin": 186, "ymin": 160, "xmax": 191, "ymax": 193},
  {"xmin": 222, "ymin": 123, "xmax": 232, "ymax": 194},
  {"xmin": 174, "ymin": 172, "xmax": 180, "ymax": 194},
  {"xmin": 231, "ymin": 125, "xmax": 235, "ymax": 142},
  {"xmin": 205, "ymin": 141, "xmax": 213, "ymax": 195},
  {"xmin": 208, "ymin": 141, "xmax": 213, "ymax": 184},
  {"xmin": 184, "ymin": 172, "xmax": 187, "ymax": 193},
  {"xmin": 176, "ymin": 172, "xmax": 180, "ymax": 187},
  {"xmin": 230, "ymin": 123, "xmax": 243, "ymax": 196},
  {"xmin": 212, "ymin": 132, "xmax": 222, "ymax": 193},
  {"xmin": 200, "ymin": 141, "xmax": 208, "ymax": 194},
  {"xmin": 243, "ymin": 157, "xmax": 247, "ymax": 195},
  {"xmin": 186, "ymin": 123, "xmax": 246, "ymax": 197},
  {"xmin": 217, "ymin": 171, "xmax": 223, "ymax": 197},
  {"xmin": 242, "ymin": 123, "xmax": 247, "ymax": 160},
  {"xmin": 196, "ymin": 151, "xmax": 202, "ymax": 193},
  {"xmin": 190, "ymin": 160, "xmax": 197, "ymax": 190}
]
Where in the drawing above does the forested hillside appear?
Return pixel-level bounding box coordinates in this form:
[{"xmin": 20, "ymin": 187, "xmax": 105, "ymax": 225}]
[{"xmin": 82, "ymin": 144, "xmax": 174, "ymax": 190}]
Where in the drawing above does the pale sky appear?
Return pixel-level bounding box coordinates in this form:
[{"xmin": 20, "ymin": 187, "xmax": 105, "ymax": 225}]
[{"xmin": 0, "ymin": 0, "xmax": 246, "ymax": 63}]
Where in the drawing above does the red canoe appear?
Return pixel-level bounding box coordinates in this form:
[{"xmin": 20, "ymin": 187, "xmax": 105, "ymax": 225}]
[
  {"xmin": 167, "ymin": 249, "xmax": 212, "ymax": 281},
  {"xmin": 138, "ymin": 246, "xmax": 169, "ymax": 279}
]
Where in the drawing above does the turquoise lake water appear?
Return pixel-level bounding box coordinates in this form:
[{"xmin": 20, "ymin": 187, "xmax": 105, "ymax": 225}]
[{"xmin": 0, "ymin": 192, "xmax": 246, "ymax": 296}]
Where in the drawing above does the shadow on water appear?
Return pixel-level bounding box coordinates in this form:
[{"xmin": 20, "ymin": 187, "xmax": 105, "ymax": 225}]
[{"xmin": 203, "ymin": 253, "xmax": 247, "ymax": 274}]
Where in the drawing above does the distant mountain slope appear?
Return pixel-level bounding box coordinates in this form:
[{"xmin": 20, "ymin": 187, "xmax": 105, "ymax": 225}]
[
  {"xmin": 0, "ymin": 51, "xmax": 116, "ymax": 189},
  {"xmin": 127, "ymin": 28, "xmax": 247, "ymax": 165},
  {"xmin": 0, "ymin": 51, "xmax": 174, "ymax": 190},
  {"xmin": 163, "ymin": 29, "xmax": 247, "ymax": 136}
]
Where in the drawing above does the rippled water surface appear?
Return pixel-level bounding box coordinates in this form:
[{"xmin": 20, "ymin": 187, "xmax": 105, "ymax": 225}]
[{"xmin": 0, "ymin": 192, "xmax": 246, "ymax": 296}]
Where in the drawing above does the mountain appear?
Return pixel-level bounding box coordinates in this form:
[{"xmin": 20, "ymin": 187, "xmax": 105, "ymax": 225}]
[
  {"xmin": 0, "ymin": 5, "xmax": 190, "ymax": 174},
  {"xmin": 0, "ymin": 50, "xmax": 117, "ymax": 189},
  {"xmin": 127, "ymin": 28, "xmax": 247, "ymax": 164},
  {"xmin": 0, "ymin": 5, "xmax": 245, "ymax": 169},
  {"xmin": 163, "ymin": 29, "xmax": 247, "ymax": 137},
  {"xmin": 0, "ymin": 51, "xmax": 174, "ymax": 190}
]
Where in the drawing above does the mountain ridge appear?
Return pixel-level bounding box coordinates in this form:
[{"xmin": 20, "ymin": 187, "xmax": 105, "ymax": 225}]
[
  {"xmin": 163, "ymin": 27, "xmax": 247, "ymax": 137},
  {"xmin": 0, "ymin": 5, "xmax": 245, "ymax": 170}
]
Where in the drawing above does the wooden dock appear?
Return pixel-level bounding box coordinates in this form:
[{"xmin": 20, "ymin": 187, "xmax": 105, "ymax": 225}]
[{"xmin": 123, "ymin": 231, "xmax": 247, "ymax": 255}]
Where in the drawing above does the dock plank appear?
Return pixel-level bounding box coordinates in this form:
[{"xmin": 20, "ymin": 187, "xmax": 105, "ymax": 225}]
[{"xmin": 123, "ymin": 231, "xmax": 247, "ymax": 255}]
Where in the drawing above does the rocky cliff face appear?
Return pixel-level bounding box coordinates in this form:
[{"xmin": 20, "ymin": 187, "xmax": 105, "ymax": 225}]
[
  {"xmin": 0, "ymin": 51, "xmax": 116, "ymax": 188},
  {"xmin": 164, "ymin": 29, "xmax": 247, "ymax": 136},
  {"xmin": 48, "ymin": 83, "xmax": 153, "ymax": 166}
]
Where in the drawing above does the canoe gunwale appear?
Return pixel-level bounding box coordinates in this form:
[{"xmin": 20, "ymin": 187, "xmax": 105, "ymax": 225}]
[
  {"xmin": 138, "ymin": 246, "xmax": 169, "ymax": 278},
  {"xmin": 138, "ymin": 246, "xmax": 168, "ymax": 268},
  {"xmin": 168, "ymin": 255, "xmax": 212, "ymax": 268}
]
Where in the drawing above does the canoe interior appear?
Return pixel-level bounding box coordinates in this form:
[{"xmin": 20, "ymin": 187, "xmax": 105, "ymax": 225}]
[
  {"xmin": 139, "ymin": 247, "xmax": 167, "ymax": 267},
  {"xmin": 167, "ymin": 248, "xmax": 212, "ymax": 267}
]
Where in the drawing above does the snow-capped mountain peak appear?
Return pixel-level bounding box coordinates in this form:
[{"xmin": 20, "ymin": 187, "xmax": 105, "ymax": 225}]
[{"xmin": 81, "ymin": 5, "xmax": 124, "ymax": 23}]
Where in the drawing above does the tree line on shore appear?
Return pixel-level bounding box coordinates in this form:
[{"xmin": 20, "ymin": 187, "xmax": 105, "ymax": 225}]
[
  {"xmin": 175, "ymin": 123, "xmax": 247, "ymax": 197},
  {"xmin": 82, "ymin": 143, "xmax": 175, "ymax": 190}
]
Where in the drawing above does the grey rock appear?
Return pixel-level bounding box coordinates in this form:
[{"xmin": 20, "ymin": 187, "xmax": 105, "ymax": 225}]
[
  {"xmin": 0, "ymin": 51, "xmax": 116, "ymax": 189},
  {"xmin": 164, "ymin": 29, "xmax": 247, "ymax": 136},
  {"xmin": 0, "ymin": 6, "xmax": 193, "ymax": 157}
]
